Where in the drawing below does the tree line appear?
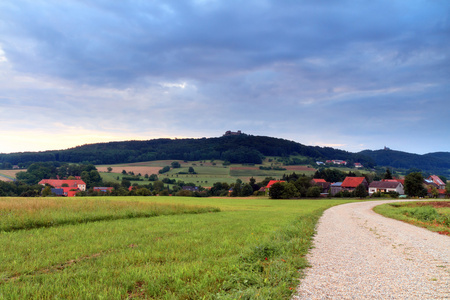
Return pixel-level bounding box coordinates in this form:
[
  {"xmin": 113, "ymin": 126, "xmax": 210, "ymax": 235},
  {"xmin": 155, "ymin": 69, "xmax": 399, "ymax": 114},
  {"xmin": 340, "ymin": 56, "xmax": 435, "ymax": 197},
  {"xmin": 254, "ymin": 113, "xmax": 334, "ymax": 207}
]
[{"xmin": 0, "ymin": 135, "xmax": 375, "ymax": 167}]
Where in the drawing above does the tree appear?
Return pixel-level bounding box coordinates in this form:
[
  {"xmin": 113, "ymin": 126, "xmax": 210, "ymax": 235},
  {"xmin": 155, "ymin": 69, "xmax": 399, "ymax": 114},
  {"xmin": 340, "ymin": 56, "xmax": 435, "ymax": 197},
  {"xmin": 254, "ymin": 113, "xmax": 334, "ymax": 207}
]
[
  {"xmin": 107, "ymin": 167, "xmax": 113, "ymax": 173},
  {"xmin": 404, "ymin": 172, "xmax": 427, "ymax": 197},
  {"xmin": 241, "ymin": 184, "xmax": 254, "ymax": 196},
  {"xmin": 159, "ymin": 166, "xmax": 170, "ymax": 174},
  {"xmin": 121, "ymin": 179, "xmax": 131, "ymax": 189},
  {"xmin": 41, "ymin": 186, "xmax": 53, "ymax": 197},
  {"xmin": 188, "ymin": 167, "xmax": 195, "ymax": 174},
  {"xmin": 148, "ymin": 174, "xmax": 158, "ymax": 181},
  {"xmin": 231, "ymin": 179, "xmax": 242, "ymax": 197},
  {"xmin": 383, "ymin": 168, "xmax": 393, "ymax": 180},
  {"xmin": 354, "ymin": 183, "xmax": 368, "ymax": 198},
  {"xmin": 282, "ymin": 182, "xmax": 299, "ymax": 199},
  {"xmin": 171, "ymin": 161, "xmax": 181, "ymax": 168},
  {"xmin": 306, "ymin": 186, "xmax": 321, "ymax": 198},
  {"xmin": 153, "ymin": 181, "xmax": 165, "ymax": 192},
  {"xmin": 269, "ymin": 182, "xmax": 284, "ymax": 199}
]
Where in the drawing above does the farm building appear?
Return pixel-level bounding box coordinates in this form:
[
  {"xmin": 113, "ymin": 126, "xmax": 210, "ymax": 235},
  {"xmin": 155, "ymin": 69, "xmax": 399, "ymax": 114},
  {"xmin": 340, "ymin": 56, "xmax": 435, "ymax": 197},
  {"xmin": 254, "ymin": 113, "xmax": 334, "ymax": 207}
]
[
  {"xmin": 341, "ymin": 177, "xmax": 368, "ymax": 193},
  {"xmin": 39, "ymin": 179, "xmax": 86, "ymax": 191},
  {"xmin": 39, "ymin": 179, "xmax": 86, "ymax": 197},
  {"xmin": 330, "ymin": 182, "xmax": 343, "ymax": 196}
]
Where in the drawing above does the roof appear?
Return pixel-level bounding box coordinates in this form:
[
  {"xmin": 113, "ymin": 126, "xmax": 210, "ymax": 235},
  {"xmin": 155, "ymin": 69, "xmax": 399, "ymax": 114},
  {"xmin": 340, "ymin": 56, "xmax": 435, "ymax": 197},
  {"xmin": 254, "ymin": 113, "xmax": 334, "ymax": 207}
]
[
  {"xmin": 39, "ymin": 179, "xmax": 86, "ymax": 187},
  {"xmin": 382, "ymin": 179, "xmax": 405, "ymax": 185},
  {"xmin": 428, "ymin": 175, "xmax": 445, "ymax": 186},
  {"xmin": 312, "ymin": 178, "xmax": 327, "ymax": 183},
  {"xmin": 266, "ymin": 180, "xmax": 285, "ymax": 188},
  {"xmin": 331, "ymin": 182, "xmax": 342, "ymax": 187},
  {"xmin": 341, "ymin": 177, "xmax": 366, "ymax": 188},
  {"xmin": 369, "ymin": 181, "xmax": 402, "ymax": 189}
]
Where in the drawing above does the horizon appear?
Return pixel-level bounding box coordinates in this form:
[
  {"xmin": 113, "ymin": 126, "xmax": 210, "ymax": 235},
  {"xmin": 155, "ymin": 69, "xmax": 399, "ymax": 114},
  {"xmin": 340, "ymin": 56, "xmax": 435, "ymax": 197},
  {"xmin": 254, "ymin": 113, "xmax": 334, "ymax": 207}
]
[{"xmin": 1, "ymin": 1, "xmax": 448, "ymax": 155}]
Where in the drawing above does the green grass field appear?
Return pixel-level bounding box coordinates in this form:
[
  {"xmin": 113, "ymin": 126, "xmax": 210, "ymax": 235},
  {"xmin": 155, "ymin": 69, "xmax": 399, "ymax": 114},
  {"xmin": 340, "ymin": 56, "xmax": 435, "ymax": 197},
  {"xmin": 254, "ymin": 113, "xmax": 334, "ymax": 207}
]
[
  {"xmin": 96, "ymin": 159, "xmax": 320, "ymax": 187},
  {"xmin": 374, "ymin": 201, "xmax": 450, "ymax": 235},
  {"xmin": 0, "ymin": 196, "xmax": 355, "ymax": 299}
]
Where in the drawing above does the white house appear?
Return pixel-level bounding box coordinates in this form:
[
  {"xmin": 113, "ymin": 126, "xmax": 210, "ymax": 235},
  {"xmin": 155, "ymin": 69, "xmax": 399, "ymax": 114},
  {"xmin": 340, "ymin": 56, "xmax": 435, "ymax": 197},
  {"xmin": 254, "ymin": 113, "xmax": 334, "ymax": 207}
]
[{"xmin": 369, "ymin": 181, "xmax": 404, "ymax": 195}]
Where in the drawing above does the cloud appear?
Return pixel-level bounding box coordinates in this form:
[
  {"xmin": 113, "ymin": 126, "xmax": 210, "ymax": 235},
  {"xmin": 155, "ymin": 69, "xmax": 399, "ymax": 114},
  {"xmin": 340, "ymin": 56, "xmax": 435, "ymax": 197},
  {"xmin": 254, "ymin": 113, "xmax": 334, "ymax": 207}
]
[{"xmin": 0, "ymin": 0, "xmax": 448, "ymax": 154}]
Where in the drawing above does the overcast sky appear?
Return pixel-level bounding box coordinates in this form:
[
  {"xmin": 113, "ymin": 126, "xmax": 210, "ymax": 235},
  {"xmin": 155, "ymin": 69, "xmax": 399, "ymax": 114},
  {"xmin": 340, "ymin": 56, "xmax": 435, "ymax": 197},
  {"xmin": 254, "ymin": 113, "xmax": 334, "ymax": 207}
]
[{"xmin": 0, "ymin": 0, "xmax": 449, "ymax": 155}]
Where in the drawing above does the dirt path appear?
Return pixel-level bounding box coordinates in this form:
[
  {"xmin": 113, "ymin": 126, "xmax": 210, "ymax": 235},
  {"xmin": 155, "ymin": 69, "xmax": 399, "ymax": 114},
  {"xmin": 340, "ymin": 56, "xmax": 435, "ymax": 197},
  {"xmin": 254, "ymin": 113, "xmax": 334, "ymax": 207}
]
[{"xmin": 293, "ymin": 200, "xmax": 450, "ymax": 299}]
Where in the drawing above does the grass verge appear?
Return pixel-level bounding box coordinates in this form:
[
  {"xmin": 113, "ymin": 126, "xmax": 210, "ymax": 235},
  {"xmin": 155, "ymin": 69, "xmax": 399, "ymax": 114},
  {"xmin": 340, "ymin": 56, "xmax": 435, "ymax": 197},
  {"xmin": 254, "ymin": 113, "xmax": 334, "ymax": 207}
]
[{"xmin": 374, "ymin": 200, "xmax": 450, "ymax": 235}]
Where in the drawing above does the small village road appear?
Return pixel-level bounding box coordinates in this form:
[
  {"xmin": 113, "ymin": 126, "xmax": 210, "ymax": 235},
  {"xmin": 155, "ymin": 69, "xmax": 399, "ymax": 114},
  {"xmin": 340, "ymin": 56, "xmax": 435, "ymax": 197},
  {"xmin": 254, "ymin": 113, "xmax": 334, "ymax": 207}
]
[{"xmin": 293, "ymin": 200, "xmax": 450, "ymax": 299}]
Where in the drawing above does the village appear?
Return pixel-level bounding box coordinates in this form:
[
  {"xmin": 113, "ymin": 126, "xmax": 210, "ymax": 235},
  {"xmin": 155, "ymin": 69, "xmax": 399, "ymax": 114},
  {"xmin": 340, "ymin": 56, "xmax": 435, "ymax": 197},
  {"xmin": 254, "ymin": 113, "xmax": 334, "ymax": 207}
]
[{"xmin": 37, "ymin": 173, "xmax": 448, "ymax": 199}]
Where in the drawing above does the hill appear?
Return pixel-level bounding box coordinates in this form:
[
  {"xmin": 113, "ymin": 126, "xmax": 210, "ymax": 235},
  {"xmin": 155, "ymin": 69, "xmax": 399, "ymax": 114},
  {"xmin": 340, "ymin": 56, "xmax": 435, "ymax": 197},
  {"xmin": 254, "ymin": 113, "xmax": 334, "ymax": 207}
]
[
  {"xmin": 0, "ymin": 134, "xmax": 374, "ymax": 167},
  {"xmin": 358, "ymin": 149, "xmax": 450, "ymax": 176}
]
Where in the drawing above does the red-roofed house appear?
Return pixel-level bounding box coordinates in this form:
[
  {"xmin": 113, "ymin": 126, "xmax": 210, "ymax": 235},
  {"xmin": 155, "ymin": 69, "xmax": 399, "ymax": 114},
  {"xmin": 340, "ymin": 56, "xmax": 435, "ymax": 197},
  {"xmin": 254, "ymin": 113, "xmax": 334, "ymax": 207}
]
[
  {"xmin": 427, "ymin": 175, "xmax": 446, "ymax": 189},
  {"xmin": 39, "ymin": 179, "xmax": 86, "ymax": 191},
  {"xmin": 39, "ymin": 179, "xmax": 86, "ymax": 197},
  {"xmin": 341, "ymin": 177, "xmax": 368, "ymax": 192}
]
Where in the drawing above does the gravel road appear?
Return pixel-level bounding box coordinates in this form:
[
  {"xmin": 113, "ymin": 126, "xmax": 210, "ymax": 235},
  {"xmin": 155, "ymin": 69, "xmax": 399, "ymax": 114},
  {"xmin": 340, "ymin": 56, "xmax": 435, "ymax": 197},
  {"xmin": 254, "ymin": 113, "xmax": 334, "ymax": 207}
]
[{"xmin": 293, "ymin": 200, "xmax": 450, "ymax": 299}]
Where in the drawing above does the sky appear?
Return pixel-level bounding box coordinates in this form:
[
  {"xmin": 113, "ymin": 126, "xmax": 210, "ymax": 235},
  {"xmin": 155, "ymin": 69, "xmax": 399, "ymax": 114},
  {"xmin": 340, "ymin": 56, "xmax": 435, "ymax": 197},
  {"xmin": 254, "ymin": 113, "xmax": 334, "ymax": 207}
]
[{"xmin": 0, "ymin": 0, "xmax": 449, "ymax": 155}]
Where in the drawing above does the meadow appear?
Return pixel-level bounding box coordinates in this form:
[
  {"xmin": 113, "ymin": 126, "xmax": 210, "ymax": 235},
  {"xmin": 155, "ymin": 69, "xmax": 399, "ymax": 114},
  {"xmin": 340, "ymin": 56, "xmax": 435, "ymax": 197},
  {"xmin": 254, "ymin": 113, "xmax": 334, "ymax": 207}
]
[
  {"xmin": 0, "ymin": 196, "xmax": 355, "ymax": 299},
  {"xmin": 96, "ymin": 159, "xmax": 318, "ymax": 187},
  {"xmin": 374, "ymin": 201, "xmax": 450, "ymax": 235}
]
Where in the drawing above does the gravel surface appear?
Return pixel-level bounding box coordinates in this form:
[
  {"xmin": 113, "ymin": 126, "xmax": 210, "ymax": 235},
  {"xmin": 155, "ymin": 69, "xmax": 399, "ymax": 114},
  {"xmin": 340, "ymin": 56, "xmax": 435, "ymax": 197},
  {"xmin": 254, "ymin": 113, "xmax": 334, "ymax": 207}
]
[{"xmin": 293, "ymin": 200, "xmax": 450, "ymax": 299}]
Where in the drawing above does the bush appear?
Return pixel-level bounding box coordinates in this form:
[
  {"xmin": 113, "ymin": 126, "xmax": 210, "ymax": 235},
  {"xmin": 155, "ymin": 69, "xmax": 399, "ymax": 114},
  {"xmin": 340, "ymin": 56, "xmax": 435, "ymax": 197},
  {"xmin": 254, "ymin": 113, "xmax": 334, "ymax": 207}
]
[{"xmin": 306, "ymin": 186, "xmax": 321, "ymax": 198}]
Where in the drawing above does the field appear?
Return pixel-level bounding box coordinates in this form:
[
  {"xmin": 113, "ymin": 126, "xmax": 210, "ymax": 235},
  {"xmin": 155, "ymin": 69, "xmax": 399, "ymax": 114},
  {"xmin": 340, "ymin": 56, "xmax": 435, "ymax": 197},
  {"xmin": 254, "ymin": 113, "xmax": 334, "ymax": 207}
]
[
  {"xmin": 0, "ymin": 170, "xmax": 22, "ymax": 182},
  {"xmin": 0, "ymin": 196, "xmax": 355, "ymax": 299},
  {"xmin": 374, "ymin": 201, "xmax": 450, "ymax": 235},
  {"xmin": 96, "ymin": 160, "xmax": 319, "ymax": 187}
]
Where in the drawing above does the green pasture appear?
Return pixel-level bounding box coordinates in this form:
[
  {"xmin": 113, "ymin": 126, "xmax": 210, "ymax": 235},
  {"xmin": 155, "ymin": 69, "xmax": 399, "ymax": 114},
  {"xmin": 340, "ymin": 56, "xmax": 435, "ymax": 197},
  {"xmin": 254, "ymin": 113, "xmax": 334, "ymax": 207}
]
[
  {"xmin": 0, "ymin": 196, "xmax": 356, "ymax": 299},
  {"xmin": 98, "ymin": 160, "xmax": 321, "ymax": 187}
]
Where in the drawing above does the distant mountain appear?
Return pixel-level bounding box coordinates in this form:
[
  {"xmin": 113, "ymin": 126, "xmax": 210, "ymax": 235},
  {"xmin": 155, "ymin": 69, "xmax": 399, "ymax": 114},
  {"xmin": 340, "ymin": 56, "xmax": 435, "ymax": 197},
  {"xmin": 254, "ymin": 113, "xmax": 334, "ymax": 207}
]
[
  {"xmin": 358, "ymin": 149, "xmax": 450, "ymax": 176},
  {"xmin": 0, "ymin": 134, "xmax": 374, "ymax": 167}
]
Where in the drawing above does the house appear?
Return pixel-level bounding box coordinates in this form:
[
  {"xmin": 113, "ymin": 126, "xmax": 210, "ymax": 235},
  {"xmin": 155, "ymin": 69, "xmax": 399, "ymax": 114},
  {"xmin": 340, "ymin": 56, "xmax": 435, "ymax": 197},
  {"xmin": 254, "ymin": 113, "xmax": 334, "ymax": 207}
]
[
  {"xmin": 426, "ymin": 175, "xmax": 446, "ymax": 189},
  {"xmin": 182, "ymin": 186, "xmax": 199, "ymax": 192},
  {"xmin": 330, "ymin": 182, "xmax": 343, "ymax": 196},
  {"xmin": 332, "ymin": 160, "xmax": 347, "ymax": 165},
  {"xmin": 354, "ymin": 163, "xmax": 363, "ymax": 168},
  {"xmin": 427, "ymin": 188, "xmax": 447, "ymax": 199},
  {"xmin": 311, "ymin": 178, "xmax": 331, "ymax": 193},
  {"xmin": 93, "ymin": 187, "xmax": 114, "ymax": 193},
  {"xmin": 38, "ymin": 179, "xmax": 86, "ymax": 191},
  {"xmin": 39, "ymin": 179, "xmax": 86, "ymax": 197},
  {"xmin": 341, "ymin": 177, "xmax": 368, "ymax": 192},
  {"xmin": 369, "ymin": 181, "xmax": 404, "ymax": 195}
]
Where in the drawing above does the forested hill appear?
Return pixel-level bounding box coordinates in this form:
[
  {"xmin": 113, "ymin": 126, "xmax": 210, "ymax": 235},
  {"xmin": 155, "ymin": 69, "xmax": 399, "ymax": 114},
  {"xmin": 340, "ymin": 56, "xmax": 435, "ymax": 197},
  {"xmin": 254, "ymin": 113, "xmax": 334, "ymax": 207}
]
[
  {"xmin": 0, "ymin": 134, "xmax": 374, "ymax": 166},
  {"xmin": 358, "ymin": 149, "xmax": 450, "ymax": 175}
]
